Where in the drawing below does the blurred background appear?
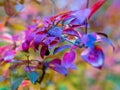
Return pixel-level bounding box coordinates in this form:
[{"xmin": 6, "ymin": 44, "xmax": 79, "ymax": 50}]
[{"xmin": 0, "ymin": 0, "xmax": 120, "ymax": 90}]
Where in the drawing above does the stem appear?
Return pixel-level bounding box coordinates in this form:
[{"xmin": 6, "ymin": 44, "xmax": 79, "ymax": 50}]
[
  {"xmin": 27, "ymin": 54, "xmax": 31, "ymax": 71},
  {"xmin": 38, "ymin": 68, "xmax": 45, "ymax": 84},
  {"xmin": 51, "ymin": 0, "xmax": 55, "ymax": 15},
  {"xmin": 38, "ymin": 62, "xmax": 48, "ymax": 84},
  {"xmin": 85, "ymin": 0, "xmax": 89, "ymax": 34}
]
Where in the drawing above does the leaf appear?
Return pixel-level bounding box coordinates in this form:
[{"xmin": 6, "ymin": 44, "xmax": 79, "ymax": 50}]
[
  {"xmin": 69, "ymin": 9, "xmax": 91, "ymax": 24},
  {"xmin": 100, "ymin": 37, "xmax": 115, "ymax": 51},
  {"xmin": 48, "ymin": 27, "xmax": 62, "ymax": 37},
  {"xmin": 81, "ymin": 33, "xmax": 97, "ymax": 48},
  {"xmin": 0, "ymin": 76, "xmax": 5, "ymax": 82},
  {"xmin": 22, "ymin": 42, "xmax": 29, "ymax": 52},
  {"xmin": 62, "ymin": 50, "xmax": 76, "ymax": 69},
  {"xmin": 49, "ymin": 64, "xmax": 68, "ymax": 76},
  {"xmin": 53, "ymin": 45, "xmax": 70, "ymax": 54},
  {"xmin": 89, "ymin": 0, "xmax": 106, "ymax": 19},
  {"xmin": 34, "ymin": 33, "xmax": 47, "ymax": 50},
  {"xmin": 43, "ymin": 36, "xmax": 56, "ymax": 46},
  {"xmin": 27, "ymin": 71, "xmax": 39, "ymax": 84},
  {"xmin": 11, "ymin": 77, "xmax": 24, "ymax": 90},
  {"xmin": 81, "ymin": 46, "xmax": 104, "ymax": 69},
  {"xmin": 49, "ymin": 59, "xmax": 68, "ymax": 75},
  {"xmin": 62, "ymin": 28, "xmax": 80, "ymax": 37},
  {"xmin": 4, "ymin": 49, "xmax": 16, "ymax": 62},
  {"xmin": 49, "ymin": 58, "xmax": 61, "ymax": 65},
  {"xmin": 40, "ymin": 46, "xmax": 48, "ymax": 58},
  {"xmin": 4, "ymin": 0, "xmax": 17, "ymax": 17}
]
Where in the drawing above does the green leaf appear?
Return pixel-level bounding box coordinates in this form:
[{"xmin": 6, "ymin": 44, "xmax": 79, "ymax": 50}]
[
  {"xmin": 11, "ymin": 77, "xmax": 24, "ymax": 90},
  {"xmin": 27, "ymin": 71, "xmax": 39, "ymax": 84}
]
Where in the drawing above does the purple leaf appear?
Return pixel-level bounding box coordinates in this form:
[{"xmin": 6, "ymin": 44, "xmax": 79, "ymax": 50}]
[
  {"xmin": 34, "ymin": 33, "xmax": 47, "ymax": 50},
  {"xmin": 68, "ymin": 64, "xmax": 77, "ymax": 70},
  {"xmin": 49, "ymin": 59, "xmax": 68, "ymax": 75},
  {"xmin": 65, "ymin": 9, "xmax": 91, "ymax": 25},
  {"xmin": 53, "ymin": 45, "xmax": 70, "ymax": 54},
  {"xmin": 43, "ymin": 36, "xmax": 56, "ymax": 46},
  {"xmin": 62, "ymin": 28, "xmax": 80, "ymax": 37},
  {"xmin": 48, "ymin": 27, "xmax": 62, "ymax": 37},
  {"xmin": 81, "ymin": 46, "xmax": 104, "ymax": 69},
  {"xmin": 98, "ymin": 36, "xmax": 115, "ymax": 51},
  {"xmin": 62, "ymin": 50, "xmax": 76, "ymax": 68},
  {"xmin": 26, "ymin": 32, "xmax": 35, "ymax": 44},
  {"xmin": 4, "ymin": 49, "xmax": 16, "ymax": 62},
  {"xmin": 49, "ymin": 64, "xmax": 67, "ymax": 76}
]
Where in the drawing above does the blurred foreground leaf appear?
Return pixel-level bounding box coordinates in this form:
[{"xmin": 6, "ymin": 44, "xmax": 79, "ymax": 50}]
[
  {"xmin": 11, "ymin": 77, "xmax": 24, "ymax": 90},
  {"xmin": 27, "ymin": 71, "xmax": 40, "ymax": 84}
]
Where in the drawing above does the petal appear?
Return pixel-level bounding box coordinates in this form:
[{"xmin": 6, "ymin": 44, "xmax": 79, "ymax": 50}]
[
  {"xmin": 53, "ymin": 45, "xmax": 70, "ymax": 54},
  {"xmin": 81, "ymin": 46, "xmax": 104, "ymax": 68},
  {"xmin": 62, "ymin": 50, "xmax": 76, "ymax": 68}
]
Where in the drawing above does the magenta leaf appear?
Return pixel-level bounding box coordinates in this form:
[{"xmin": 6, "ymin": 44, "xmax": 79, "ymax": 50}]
[
  {"xmin": 4, "ymin": 49, "xmax": 16, "ymax": 62},
  {"xmin": 53, "ymin": 45, "xmax": 70, "ymax": 54},
  {"xmin": 62, "ymin": 50, "xmax": 76, "ymax": 69},
  {"xmin": 49, "ymin": 59, "xmax": 61, "ymax": 65},
  {"xmin": 26, "ymin": 32, "xmax": 35, "ymax": 44},
  {"xmin": 81, "ymin": 46, "xmax": 104, "ymax": 68},
  {"xmin": 40, "ymin": 46, "xmax": 49, "ymax": 58},
  {"xmin": 22, "ymin": 42, "xmax": 29, "ymax": 52}
]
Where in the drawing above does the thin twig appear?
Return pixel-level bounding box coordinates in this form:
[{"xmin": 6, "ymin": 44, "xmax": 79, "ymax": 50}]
[
  {"xmin": 51, "ymin": 0, "xmax": 55, "ymax": 15},
  {"xmin": 85, "ymin": 0, "xmax": 89, "ymax": 34}
]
